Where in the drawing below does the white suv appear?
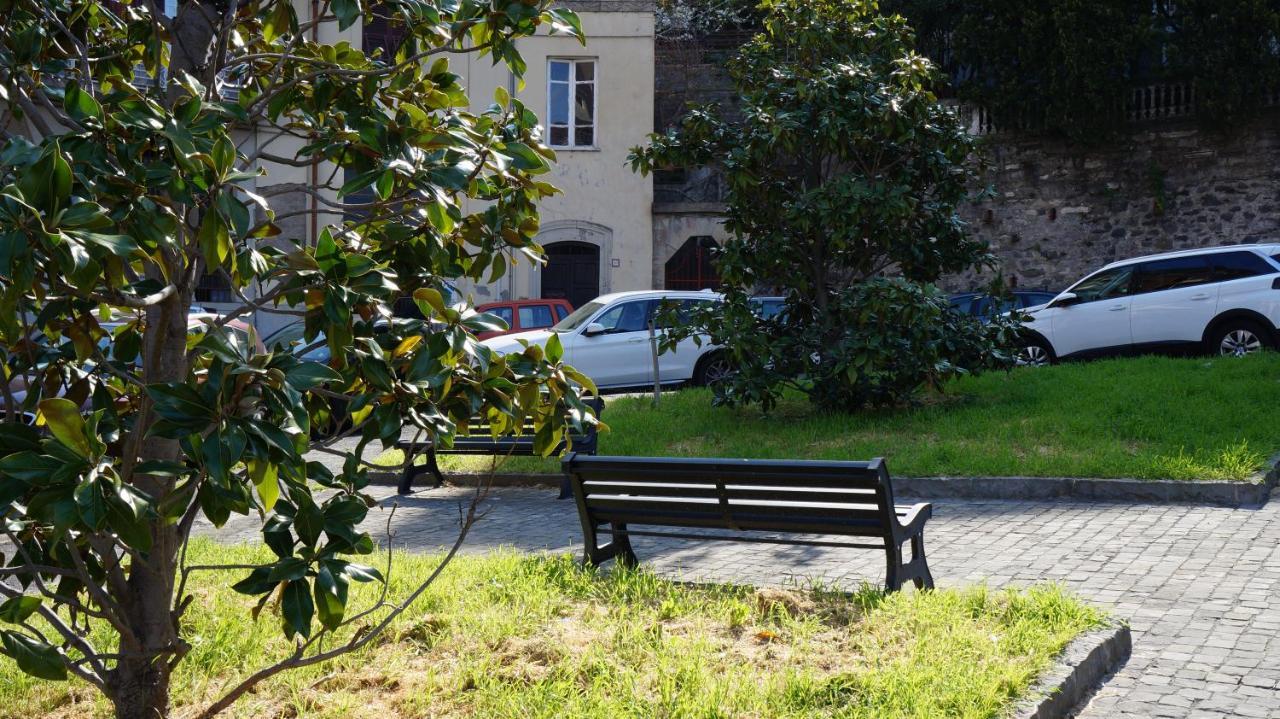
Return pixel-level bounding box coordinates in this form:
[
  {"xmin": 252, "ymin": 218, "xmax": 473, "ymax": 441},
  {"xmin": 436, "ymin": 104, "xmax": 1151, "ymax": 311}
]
[
  {"xmin": 1019, "ymin": 244, "xmax": 1280, "ymax": 365},
  {"xmin": 481, "ymin": 290, "xmax": 731, "ymax": 390}
]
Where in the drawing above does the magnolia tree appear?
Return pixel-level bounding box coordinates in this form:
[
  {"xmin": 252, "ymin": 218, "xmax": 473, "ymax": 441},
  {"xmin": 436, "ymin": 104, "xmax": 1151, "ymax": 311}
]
[
  {"xmin": 0, "ymin": 1, "xmax": 596, "ymax": 717},
  {"xmin": 631, "ymin": 0, "xmax": 1019, "ymax": 412}
]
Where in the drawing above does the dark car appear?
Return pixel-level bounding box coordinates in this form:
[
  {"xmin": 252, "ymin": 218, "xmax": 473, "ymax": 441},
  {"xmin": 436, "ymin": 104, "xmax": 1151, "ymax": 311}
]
[{"xmin": 950, "ymin": 291, "xmax": 1057, "ymax": 318}]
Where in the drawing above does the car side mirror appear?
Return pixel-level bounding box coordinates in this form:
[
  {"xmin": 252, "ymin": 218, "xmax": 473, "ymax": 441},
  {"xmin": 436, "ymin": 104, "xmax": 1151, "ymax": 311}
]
[
  {"xmin": 583, "ymin": 322, "xmax": 607, "ymax": 336},
  {"xmin": 1050, "ymin": 292, "xmax": 1081, "ymax": 308}
]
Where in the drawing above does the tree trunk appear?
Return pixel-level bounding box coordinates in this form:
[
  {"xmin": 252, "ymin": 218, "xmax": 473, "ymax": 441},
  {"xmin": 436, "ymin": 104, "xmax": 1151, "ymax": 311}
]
[{"xmin": 105, "ymin": 4, "xmax": 222, "ymax": 714}]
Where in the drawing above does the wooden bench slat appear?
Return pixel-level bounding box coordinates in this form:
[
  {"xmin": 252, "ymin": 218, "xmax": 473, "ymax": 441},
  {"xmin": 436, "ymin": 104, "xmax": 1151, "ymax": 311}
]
[
  {"xmin": 581, "ymin": 480, "xmax": 881, "ymax": 504},
  {"xmin": 572, "ymin": 467, "xmax": 884, "ymax": 490}
]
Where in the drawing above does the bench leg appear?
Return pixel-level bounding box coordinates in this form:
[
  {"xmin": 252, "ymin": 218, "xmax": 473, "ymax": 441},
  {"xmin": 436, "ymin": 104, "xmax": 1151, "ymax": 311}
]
[
  {"xmin": 580, "ymin": 522, "xmax": 638, "ymax": 567},
  {"xmin": 397, "ymin": 451, "xmax": 423, "ymax": 495},
  {"xmin": 884, "ymin": 544, "xmax": 905, "ymax": 593},
  {"xmin": 426, "ymin": 449, "xmax": 445, "ymax": 488},
  {"xmin": 558, "ymin": 475, "xmax": 572, "ymax": 500},
  {"xmin": 885, "ymin": 533, "xmax": 934, "ymax": 593},
  {"xmin": 610, "ymin": 522, "xmax": 638, "ymax": 567},
  {"xmin": 908, "ymin": 532, "xmax": 934, "ymax": 590}
]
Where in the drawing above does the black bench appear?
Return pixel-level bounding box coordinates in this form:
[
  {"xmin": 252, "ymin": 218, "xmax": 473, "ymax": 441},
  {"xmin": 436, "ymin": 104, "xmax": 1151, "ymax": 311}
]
[
  {"xmin": 561, "ymin": 454, "xmax": 933, "ymax": 592},
  {"xmin": 396, "ymin": 397, "xmax": 604, "ymax": 496}
]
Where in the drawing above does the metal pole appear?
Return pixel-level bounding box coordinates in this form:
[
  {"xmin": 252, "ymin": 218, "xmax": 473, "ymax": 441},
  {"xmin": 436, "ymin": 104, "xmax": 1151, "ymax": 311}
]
[{"xmin": 648, "ymin": 318, "xmax": 660, "ymax": 408}]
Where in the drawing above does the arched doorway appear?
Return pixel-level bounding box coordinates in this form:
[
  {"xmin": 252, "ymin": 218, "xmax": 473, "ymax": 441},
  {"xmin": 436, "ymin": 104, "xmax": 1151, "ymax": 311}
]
[
  {"xmin": 664, "ymin": 236, "xmax": 720, "ymax": 291},
  {"xmin": 542, "ymin": 241, "xmax": 601, "ymax": 308}
]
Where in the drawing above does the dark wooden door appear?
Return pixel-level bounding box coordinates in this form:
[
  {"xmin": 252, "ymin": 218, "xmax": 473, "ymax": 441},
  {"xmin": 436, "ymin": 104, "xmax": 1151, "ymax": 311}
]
[{"xmin": 542, "ymin": 242, "xmax": 600, "ymax": 308}]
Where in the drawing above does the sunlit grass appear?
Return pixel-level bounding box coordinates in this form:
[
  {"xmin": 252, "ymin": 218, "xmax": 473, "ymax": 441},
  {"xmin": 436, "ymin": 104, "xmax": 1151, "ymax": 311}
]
[
  {"xmin": 380, "ymin": 353, "xmax": 1280, "ymax": 481},
  {"xmin": 0, "ymin": 541, "xmax": 1106, "ymax": 719}
]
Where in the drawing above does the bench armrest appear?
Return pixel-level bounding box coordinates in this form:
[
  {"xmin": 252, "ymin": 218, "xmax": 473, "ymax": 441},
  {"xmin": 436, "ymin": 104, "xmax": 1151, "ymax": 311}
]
[{"xmin": 897, "ymin": 502, "xmax": 932, "ymax": 539}]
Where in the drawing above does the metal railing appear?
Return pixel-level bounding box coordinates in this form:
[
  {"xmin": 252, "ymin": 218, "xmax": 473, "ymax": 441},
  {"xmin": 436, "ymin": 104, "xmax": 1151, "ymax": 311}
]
[{"xmin": 950, "ymin": 81, "xmax": 1280, "ymax": 136}]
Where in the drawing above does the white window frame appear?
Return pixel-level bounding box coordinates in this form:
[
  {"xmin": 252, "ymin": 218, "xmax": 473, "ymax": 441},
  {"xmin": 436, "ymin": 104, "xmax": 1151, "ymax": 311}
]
[{"xmin": 546, "ymin": 58, "xmax": 598, "ymax": 150}]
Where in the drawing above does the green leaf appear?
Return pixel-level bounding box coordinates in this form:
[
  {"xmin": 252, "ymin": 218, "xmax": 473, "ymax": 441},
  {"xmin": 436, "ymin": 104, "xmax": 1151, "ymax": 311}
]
[
  {"xmin": 314, "ymin": 228, "xmax": 339, "ymax": 273},
  {"xmin": 0, "ymin": 596, "xmax": 41, "ymax": 624},
  {"xmin": 341, "ymin": 562, "xmax": 383, "ymax": 583},
  {"xmin": 280, "ymin": 580, "xmax": 314, "ymax": 639},
  {"xmin": 375, "ymin": 169, "xmax": 394, "ymax": 200},
  {"xmin": 294, "ymin": 501, "xmax": 324, "ymax": 547},
  {"xmin": 0, "ymin": 631, "xmax": 66, "ymax": 680},
  {"xmin": 38, "ymin": 398, "xmax": 92, "ymax": 459},
  {"xmin": 0, "ymin": 452, "xmax": 66, "ymax": 484},
  {"xmin": 545, "ymin": 332, "xmax": 564, "ymax": 364},
  {"xmin": 146, "ymin": 384, "xmax": 214, "ymax": 426},
  {"xmin": 73, "ymin": 477, "xmax": 108, "ymax": 530},
  {"xmin": 66, "ymin": 231, "xmax": 138, "ymax": 258},
  {"xmin": 211, "ymin": 136, "xmax": 236, "ymax": 177},
  {"xmin": 63, "ymin": 80, "xmax": 102, "ymax": 122},
  {"xmin": 314, "ymin": 565, "xmax": 348, "ymax": 631},
  {"xmin": 284, "ymin": 362, "xmax": 343, "ymax": 390},
  {"xmin": 16, "ymin": 142, "xmax": 73, "ymax": 214},
  {"xmin": 249, "ymin": 460, "xmax": 279, "ymax": 512},
  {"xmin": 197, "ymin": 211, "xmax": 230, "ymax": 268},
  {"xmin": 331, "ymin": 0, "xmax": 361, "ymax": 30}
]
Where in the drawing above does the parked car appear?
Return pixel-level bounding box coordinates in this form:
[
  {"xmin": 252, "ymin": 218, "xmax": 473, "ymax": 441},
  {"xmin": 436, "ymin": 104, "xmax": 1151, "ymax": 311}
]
[
  {"xmin": 1018, "ymin": 244, "xmax": 1280, "ymax": 366},
  {"xmin": 950, "ymin": 291, "xmax": 1057, "ymax": 318},
  {"xmin": 482, "ymin": 290, "xmax": 731, "ymax": 390},
  {"xmin": 474, "ymin": 298, "xmax": 574, "ymax": 340},
  {"xmin": 749, "ymin": 295, "xmax": 786, "ymax": 319}
]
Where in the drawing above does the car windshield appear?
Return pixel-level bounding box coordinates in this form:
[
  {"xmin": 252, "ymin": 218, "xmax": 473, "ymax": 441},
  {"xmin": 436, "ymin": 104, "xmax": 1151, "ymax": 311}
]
[{"xmin": 554, "ymin": 301, "xmax": 605, "ymax": 331}]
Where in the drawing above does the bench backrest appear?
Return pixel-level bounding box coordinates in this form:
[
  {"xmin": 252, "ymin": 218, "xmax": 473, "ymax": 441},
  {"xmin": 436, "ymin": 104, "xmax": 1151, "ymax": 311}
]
[
  {"xmin": 562, "ymin": 454, "xmax": 899, "ymax": 540},
  {"xmin": 451, "ymin": 397, "xmax": 603, "ymax": 437}
]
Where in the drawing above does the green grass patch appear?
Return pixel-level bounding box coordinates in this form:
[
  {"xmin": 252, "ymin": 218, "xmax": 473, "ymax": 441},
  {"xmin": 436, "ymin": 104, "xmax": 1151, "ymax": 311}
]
[
  {"xmin": 383, "ymin": 353, "xmax": 1280, "ymax": 481},
  {"xmin": 2, "ymin": 540, "xmax": 1105, "ymax": 719}
]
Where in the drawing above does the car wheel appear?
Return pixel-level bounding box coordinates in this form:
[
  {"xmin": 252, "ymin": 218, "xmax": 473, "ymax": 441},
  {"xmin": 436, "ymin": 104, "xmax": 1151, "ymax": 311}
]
[
  {"xmin": 1016, "ymin": 337, "xmax": 1054, "ymax": 367},
  {"xmin": 1210, "ymin": 319, "xmax": 1271, "ymax": 358},
  {"xmin": 694, "ymin": 352, "xmax": 734, "ymax": 386}
]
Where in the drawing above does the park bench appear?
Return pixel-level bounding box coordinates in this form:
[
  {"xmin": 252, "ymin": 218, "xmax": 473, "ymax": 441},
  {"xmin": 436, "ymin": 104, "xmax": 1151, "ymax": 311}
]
[
  {"xmin": 561, "ymin": 454, "xmax": 934, "ymax": 592},
  {"xmin": 396, "ymin": 397, "xmax": 604, "ymax": 496}
]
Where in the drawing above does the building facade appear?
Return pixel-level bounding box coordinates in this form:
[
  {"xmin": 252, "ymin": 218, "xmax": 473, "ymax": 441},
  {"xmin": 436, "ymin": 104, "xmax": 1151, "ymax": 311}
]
[{"xmin": 444, "ymin": 1, "xmax": 656, "ymax": 309}]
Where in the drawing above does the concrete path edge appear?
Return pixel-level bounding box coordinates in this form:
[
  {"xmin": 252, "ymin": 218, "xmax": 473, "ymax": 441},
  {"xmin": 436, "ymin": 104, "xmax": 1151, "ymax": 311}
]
[
  {"xmin": 370, "ymin": 456, "xmax": 1279, "ymax": 507},
  {"xmin": 1014, "ymin": 623, "xmax": 1133, "ymax": 719}
]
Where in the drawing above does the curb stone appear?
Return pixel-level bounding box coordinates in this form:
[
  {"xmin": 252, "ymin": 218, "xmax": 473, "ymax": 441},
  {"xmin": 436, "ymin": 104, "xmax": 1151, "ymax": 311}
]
[
  {"xmin": 1013, "ymin": 623, "xmax": 1133, "ymax": 719},
  {"xmin": 372, "ymin": 457, "xmax": 1279, "ymax": 507}
]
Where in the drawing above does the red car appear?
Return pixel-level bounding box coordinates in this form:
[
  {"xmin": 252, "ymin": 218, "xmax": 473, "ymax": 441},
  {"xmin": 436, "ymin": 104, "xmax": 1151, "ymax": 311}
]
[{"xmin": 475, "ymin": 299, "xmax": 574, "ymax": 340}]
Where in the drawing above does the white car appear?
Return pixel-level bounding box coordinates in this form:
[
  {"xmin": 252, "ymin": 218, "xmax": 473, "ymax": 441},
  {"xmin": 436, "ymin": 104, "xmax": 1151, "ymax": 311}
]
[
  {"xmin": 482, "ymin": 290, "xmax": 731, "ymax": 390},
  {"xmin": 1019, "ymin": 243, "xmax": 1280, "ymax": 365}
]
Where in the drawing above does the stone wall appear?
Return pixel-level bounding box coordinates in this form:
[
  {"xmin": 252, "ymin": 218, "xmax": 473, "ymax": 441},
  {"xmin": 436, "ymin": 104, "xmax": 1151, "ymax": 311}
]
[{"xmin": 957, "ymin": 114, "xmax": 1280, "ymax": 292}]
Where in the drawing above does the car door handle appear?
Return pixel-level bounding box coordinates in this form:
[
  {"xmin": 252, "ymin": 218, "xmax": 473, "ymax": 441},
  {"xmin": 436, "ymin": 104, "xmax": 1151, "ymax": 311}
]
[
  {"xmin": 1109, "ymin": 304, "xmax": 1127, "ymax": 311},
  {"xmin": 626, "ymin": 337, "xmax": 646, "ymax": 344},
  {"xmin": 1190, "ymin": 293, "xmax": 1211, "ymax": 301}
]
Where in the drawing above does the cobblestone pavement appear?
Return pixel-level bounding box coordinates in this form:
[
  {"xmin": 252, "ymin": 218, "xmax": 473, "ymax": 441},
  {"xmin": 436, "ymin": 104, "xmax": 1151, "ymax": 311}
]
[{"xmin": 205, "ymin": 481, "xmax": 1280, "ymax": 718}]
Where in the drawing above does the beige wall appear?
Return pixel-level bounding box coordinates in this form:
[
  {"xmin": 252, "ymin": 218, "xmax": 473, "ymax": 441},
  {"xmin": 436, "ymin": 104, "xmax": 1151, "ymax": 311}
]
[{"xmin": 455, "ymin": 10, "xmax": 656, "ymax": 305}]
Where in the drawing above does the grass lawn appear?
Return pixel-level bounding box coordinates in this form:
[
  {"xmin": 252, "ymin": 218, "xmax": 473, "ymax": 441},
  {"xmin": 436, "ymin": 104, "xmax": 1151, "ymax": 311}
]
[
  {"xmin": 2, "ymin": 540, "xmax": 1105, "ymax": 719},
  {"xmin": 386, "ymin": 353, "xmax": 1280, "ymax": 481}
]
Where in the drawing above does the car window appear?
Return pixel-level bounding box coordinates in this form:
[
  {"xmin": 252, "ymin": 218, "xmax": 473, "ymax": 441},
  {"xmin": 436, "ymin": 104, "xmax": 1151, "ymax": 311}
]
[
  {"xmin": 1068, "ymin": 267, "xmax": 1135, "ymax": 302},
  {"xmin": 1019, "ymin": 293, "xmax": 1056, "ymax": 308},
  {"xmin": 654, "ymin": 298, "xmax": 719, "ymax": 328},
  {"xmin": 519, "ymin": 304, "xmax": 555, "ymax": 330},
  {"xmin": 593, "ymin": 300, "xmax": 651, "ymax": 333},
  {"xmin": 758, "ymin": 299, "xmax": 784, "ymax": 319},
  {"xmin": 554, "ymin": 304, "xmax": 570, "ymax": 321},
  {"xmin": 1212, "ymin": 251, "xmax": 1276, "ymax": 281},
  {"xmin": 949, "ymin": 295, "xmax": 979, "ymax": 315},
  {"xmin": 488, "ymin": 306, "xmax": 513, "ymax": 328},
  {"xmin": 554, "ymin": 301, "xmax": 604, "ymax": 331},
  {"xmin": 1132, "ymin": 256, "xmax": 1212, "ymax": 294}
]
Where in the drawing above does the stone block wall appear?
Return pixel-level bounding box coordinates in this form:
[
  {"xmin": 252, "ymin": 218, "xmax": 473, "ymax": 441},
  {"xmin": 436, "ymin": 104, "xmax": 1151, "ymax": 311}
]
[{"xmin": 957, "ymin": 114, "xmax": 1280, "ymax": 292}]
